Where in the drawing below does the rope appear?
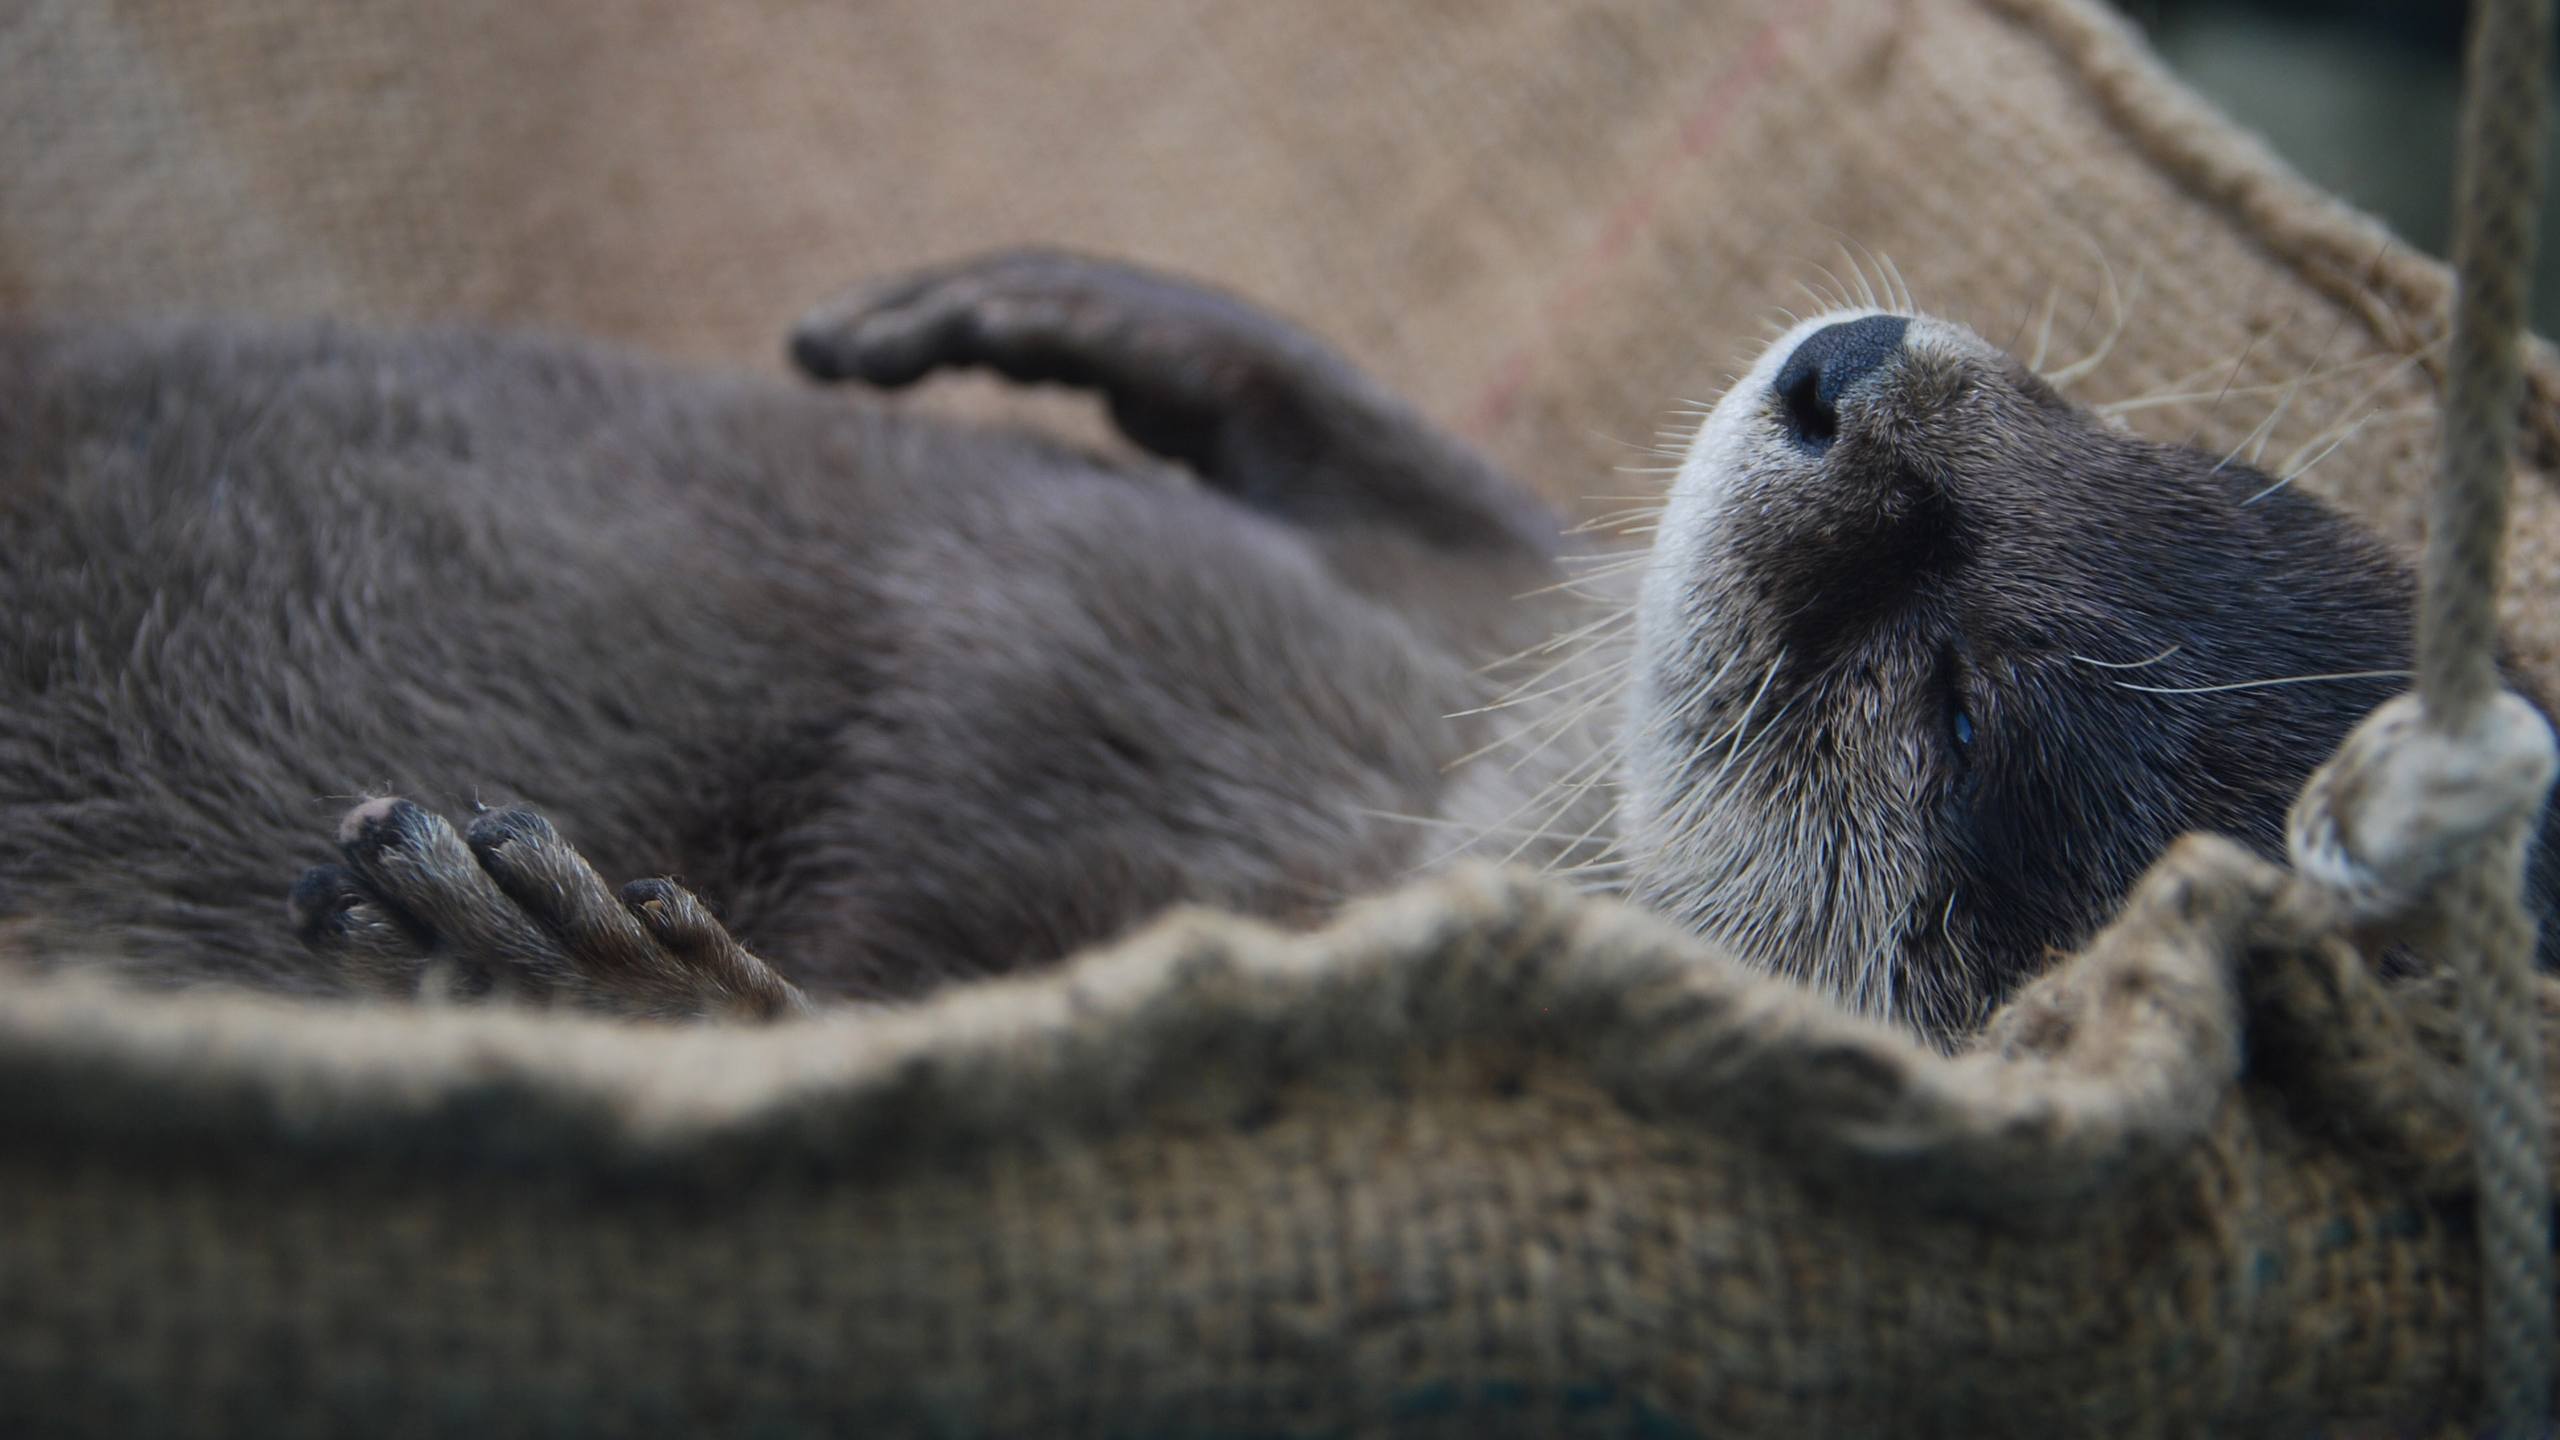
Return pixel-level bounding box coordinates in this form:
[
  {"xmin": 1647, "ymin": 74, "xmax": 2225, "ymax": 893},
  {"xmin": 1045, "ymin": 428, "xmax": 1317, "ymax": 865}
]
[{"xmin": 2433, "ymin": 0, "xmax": 2555, "ymax": 1430}]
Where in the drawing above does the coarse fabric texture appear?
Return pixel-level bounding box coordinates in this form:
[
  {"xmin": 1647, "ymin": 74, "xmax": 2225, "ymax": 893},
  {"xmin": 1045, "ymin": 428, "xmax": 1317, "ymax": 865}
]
[
  {"xmin": 7, "ymin": 0, "xmax": 2560, "ymax": 1435},
  {"xmin": 9, "ymin": 0, "xmax": 2560, "ymax": 687},
  {"xmin": 6, "ymin": 839, "xmax": 2558, "ymax": 1438}
]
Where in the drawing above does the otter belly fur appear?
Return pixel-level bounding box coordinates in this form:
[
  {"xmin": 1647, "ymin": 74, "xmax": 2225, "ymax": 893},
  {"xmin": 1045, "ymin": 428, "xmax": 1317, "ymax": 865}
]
[{"xmin": 1, "ymin": 252, "xmax": 2549, "ymax": 1038}]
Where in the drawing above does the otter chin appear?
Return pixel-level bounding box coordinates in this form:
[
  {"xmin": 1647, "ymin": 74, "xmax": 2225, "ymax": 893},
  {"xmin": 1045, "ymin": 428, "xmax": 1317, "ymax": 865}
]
[{"xmin": 1624, "ymin": 307, "xmax": 2560, "ymax": 1039}]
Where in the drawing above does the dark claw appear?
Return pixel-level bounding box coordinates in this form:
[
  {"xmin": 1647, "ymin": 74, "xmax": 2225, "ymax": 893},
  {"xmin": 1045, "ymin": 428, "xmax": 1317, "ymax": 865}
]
[
  {"xmin": 286, "ymin": 863, "xmax": 366, "ymax": 940},
  {"xmin": 463, "ymin": 805, "xmax": 558, "ymax": 858}
]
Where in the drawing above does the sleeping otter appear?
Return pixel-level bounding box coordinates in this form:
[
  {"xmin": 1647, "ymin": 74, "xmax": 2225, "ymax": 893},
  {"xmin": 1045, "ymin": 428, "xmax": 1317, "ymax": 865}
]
[{"xmin": 0, "ymin": 251, "xmax": 2549, "ymax": 1037}]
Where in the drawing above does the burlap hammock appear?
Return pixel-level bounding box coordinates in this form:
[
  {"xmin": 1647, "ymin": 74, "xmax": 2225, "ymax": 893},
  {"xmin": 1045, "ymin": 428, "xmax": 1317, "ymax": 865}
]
[{"xmin": 2, "ymin": 0, "xmax": 2557, "ymax": 1435}]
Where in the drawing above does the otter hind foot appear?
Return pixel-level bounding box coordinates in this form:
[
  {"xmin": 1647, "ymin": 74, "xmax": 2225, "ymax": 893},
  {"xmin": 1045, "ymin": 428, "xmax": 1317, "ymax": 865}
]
[{"xmin": 288, "ymin": 798, "xmax": 808, "ymax": 1022}]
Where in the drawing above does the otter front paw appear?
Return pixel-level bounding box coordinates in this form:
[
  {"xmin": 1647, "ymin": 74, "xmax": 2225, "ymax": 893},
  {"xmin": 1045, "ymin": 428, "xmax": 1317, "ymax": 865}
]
[
  {"xmin": 789, "ymin": 249, "xmax": 1554, "ymax": 558},
  {"xmin": 788, "ymin": 247, "xmax": 1325, "ymax": 478},
  {"xmin": 288, "ymin": 798, "xmax": 809, "ymax": 1021}
]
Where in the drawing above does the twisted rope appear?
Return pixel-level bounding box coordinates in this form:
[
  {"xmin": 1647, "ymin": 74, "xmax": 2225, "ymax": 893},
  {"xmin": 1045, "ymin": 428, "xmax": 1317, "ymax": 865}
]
[{"xmin": 2433, "ymin": 0, "xmax": 2555, "ymax": 1430}]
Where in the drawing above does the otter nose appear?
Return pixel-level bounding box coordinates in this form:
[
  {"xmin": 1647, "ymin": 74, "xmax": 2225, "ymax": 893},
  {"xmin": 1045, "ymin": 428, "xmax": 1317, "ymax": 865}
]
[{"xmin": 1773, "ymin": 314, "xmax": 1910, "ymax": 449}]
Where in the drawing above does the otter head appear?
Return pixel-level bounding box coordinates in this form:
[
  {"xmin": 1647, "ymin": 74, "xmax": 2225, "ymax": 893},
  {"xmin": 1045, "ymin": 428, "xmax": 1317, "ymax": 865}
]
[{"xmin": 1624, "ymin": 308, "xmax": 2514, "ymax": 1040}]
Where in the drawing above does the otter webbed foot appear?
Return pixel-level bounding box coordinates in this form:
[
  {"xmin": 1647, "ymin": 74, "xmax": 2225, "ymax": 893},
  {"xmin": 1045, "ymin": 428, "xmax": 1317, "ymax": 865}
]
[
  {"xmin": 288, "ymin": 798, "xmax": 809, "ymax": 1021},
  {"xmin": 787, "ymin": 248, "xmax": 1557, "ymax": 561}
]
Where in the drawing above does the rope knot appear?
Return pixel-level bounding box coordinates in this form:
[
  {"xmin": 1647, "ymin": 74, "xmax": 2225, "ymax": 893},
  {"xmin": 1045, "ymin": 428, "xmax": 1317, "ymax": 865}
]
[{"xmin": 2286, "ymin": 689, "xmax": 2558, "ymax": 926}]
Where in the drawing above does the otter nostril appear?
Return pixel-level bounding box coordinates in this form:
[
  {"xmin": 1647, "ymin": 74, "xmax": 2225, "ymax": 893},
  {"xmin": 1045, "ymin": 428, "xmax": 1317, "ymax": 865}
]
[{"xmin": 1772, "ymin": 314, "xmax": 1910, "ymax": 451}]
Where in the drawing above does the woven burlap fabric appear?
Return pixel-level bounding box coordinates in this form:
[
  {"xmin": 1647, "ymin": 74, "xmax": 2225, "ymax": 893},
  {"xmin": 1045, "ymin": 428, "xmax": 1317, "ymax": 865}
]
[
  {"xmin": 2, "ymin": 839, "xmax": 2548, "ymax": 1438},
  {"xmin": 8, "ymin": 0, "xmax": 2560, "ymax": 1434}
]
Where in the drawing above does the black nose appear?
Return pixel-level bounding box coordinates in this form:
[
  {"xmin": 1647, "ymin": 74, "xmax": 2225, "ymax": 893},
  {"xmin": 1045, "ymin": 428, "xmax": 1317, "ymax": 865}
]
[{"xmin": 1772, "ymin": 314, "xmax": 1909, "ymax": 450}]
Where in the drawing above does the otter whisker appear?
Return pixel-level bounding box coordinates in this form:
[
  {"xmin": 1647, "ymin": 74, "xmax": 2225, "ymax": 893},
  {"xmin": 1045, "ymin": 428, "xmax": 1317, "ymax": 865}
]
[
  {"xmin": 2244, "ymin": 346, "xmax": 2441, "ymax": 502},
  {"xmin": 1471, "ymin": 640, "xmax": 1627, "ymax": 714},
  {"xmin": 2025, "ymin": 282, "xmax": 2064, "ymax": 374},
  {"xmin": 1552, "ymin": 580, "xmax": 1637, "ymax": 604},
  {"xmin": 1694, "ymin": 652, "xmax": 1788, "ymax": 788},
  {"xmin": 2042, "ymin": 257, "xmax": 2134, "ymax": 388},
  {"xmin": 1500, "ymin": 683, "xmax": 1633, "ymax": 777},
  {"xmin": 1999, "ymin": 290, "xmax": 2040, "ymax": 357},
  {"xmin": 2113, "ymin": 667, "xmax": 2410, "ymax": 697},
  {"xmin": 1514, "ymin": 556, "xmax": 1651, "ymax": 601},
  {"xmin": 1559, "ymin": 544, "xmax": 1653, "ymax": 566},
  {"xmin": 1843, "ymin": 235, "xmax": 1906, "ymax": 314},
  {"xmin": 1475, "ymin": 605, "xmax": 1635, "ymax": 679},
  {"xmin": 1875, "ymin": 246, "xmax": 1916, "ymax": 315},
  {"xmin": 1587, "ymin": 501, "xmax": 1666, "ymax": 524},
  {"xmin": 2210, "ymin": 376, "xmax": 2292, "ymax": 475},
  {"xmin": 1444, "ymin": 661, "xmax": 1630, "ymax": 770},
  {"xmin": 1545, "ymin": 842, "xmax": 1632, "ymax": 873},
  {"xmin": 1499, "ymin": 743, "xmax": 1625, "ymax": 867},
  {"xmin": 1418, "ymin": 732, "xmax": 1623, "ymax": 873},
  {"xmin": 1711, "ymin": 688, "xmax": 1803, "ymax": 790},
  {"xmin": 2214, "ymin": 302, "xmax": 2358, "ymax": 472},
  {"xmin": 2093, "ymin": 349, "xmax": 2402, "ymax": 416},
  {"xmin": 2249, "ymin": 404, "xmax": 2431, "ymax": 505},
  {"xmin": 1589, "ymin": 425, "xmax": 1683, "ymax": 458},
  {"xmin": 2177, "ymin": 330, "xmax": 2269, "ymax": 451},
  {"xmin": 1834, "ymin": 241, "xmax": 1880, "ymax": 310},
  {"xmin": 2067, "ymin": 642, "xmax": 2183, "ymax": 671},
  {"xmin": 1545, "ymin": 864, "xmax": 1635, "ymax": 895},
  {"xmin": 1636, "ymin": 653, "xmax": 1778, "ymax": 853},
  {"xmin": 1569, "ymin": 506, "xmax": 1670, "ymax": 536},
  {"xmin": 1795, "ymin": 272, "xmax": 1843, "ymax": 317},
  {"xmin": 1450, "ymin": 653, "xmax": 1632, "ymax": 720},
  {"xmin": 1355, "ymin": 808, "xmax": 1618, "ymax": 845},
  {"xmin": 1536, "ymin": 795, "xmax": 1627, "ymax": 878}
]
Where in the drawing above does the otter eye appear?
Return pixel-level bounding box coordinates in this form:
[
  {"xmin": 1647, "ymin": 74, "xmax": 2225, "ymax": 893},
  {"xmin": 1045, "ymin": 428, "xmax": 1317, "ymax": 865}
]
[{"xmin": 1939, "ymin": 646, "xmax": 1979, "ymax": 768}]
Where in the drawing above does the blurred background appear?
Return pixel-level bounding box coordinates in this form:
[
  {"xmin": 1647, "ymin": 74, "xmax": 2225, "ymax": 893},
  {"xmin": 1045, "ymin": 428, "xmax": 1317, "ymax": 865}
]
[
  {"xmin": 2120, "ymin": 0, "xmax": 2560, "ymax": 328},
  {"xmin": 13, "ymin": 0, "xmax": 2560, "ymax": 675}
]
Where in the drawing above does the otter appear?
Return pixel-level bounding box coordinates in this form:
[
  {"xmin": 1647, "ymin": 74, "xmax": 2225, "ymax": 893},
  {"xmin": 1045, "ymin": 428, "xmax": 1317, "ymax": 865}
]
[{"xmin": 0, "ymin": 251, "xmax": 2550, "ymax": 1038}]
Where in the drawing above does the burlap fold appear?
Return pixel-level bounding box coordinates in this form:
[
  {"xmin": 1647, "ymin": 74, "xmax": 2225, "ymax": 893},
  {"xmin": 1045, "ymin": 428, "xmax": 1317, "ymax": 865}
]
[{"xmin": 1, "ymin": 839, "xmax": 2548, "ymax": 1437}]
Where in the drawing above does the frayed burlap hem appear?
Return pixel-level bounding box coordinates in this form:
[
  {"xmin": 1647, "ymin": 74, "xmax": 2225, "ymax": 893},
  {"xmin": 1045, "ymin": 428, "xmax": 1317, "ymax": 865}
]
[{"xmin": 3, "ymin": 837, "xmax": 2549, "ymax": 1437}]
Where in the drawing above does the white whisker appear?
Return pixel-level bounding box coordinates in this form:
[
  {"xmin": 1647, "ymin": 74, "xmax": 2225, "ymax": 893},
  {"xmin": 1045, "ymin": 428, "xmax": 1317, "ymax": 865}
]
[
  {"xmin": 2025, "ymin": 282, "xmax": 2062, "ymax": 373},
  {"xmin": 2068, "ymin": 642, "xmax": 2182, "ymax": 671},
  {"xmin": 2043, "ymin": 254, "xmax": 2132, "ymax": 387},
  {"xmin": 2114, "ymin": 668, "xmax": 2408, "ymax": 696},
  {"xmin": 1447, "ymin": 654, "xmax": 1631, "ymax": 719}
]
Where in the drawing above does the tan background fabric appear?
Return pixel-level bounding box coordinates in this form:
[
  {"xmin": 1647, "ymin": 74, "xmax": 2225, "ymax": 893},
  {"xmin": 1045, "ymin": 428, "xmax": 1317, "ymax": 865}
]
[{"xmin": 8, "ymin": 0, "xmax": 2560, "ymax": 682}]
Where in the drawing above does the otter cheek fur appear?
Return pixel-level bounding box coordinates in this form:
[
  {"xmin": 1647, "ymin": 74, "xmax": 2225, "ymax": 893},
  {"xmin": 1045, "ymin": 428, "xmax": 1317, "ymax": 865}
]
[{"xmin": 1627, "ymin": 308, "xmax": 2560, "ymax": 1040}]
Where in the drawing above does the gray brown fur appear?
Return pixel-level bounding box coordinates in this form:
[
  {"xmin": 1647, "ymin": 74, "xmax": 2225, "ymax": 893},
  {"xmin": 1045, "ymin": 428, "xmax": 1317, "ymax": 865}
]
[
  {"xmin": 0, "ymin": 254, "xmax": 2547, "ymax": 1036},
  {"xmin": 0, "ymin": 255, "xmax": 1561, "ymax": 1014},
  {"xmin": 1625, "ymin": 310, "xmax": 2560, "ymax": 1037}
]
